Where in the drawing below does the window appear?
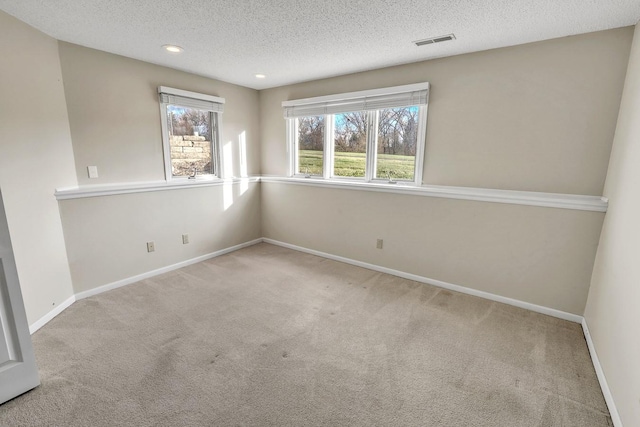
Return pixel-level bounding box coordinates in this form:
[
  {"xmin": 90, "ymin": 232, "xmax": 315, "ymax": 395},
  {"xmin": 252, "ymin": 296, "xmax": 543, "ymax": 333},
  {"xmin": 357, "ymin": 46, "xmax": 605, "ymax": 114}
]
[
  {"xmin": 283, "ymin": 83, "xmax": 428, "ymax": 185},
  {"xmin": 375, "ymin": 107, "xmax": 420, "ymax": 181},
  {"xmin": 296, "ymin": 115, "xmax": 324, "ymax": 176},
  {"xmin": 158, "ymin": 86, "xmax": 225, "ymax": 180},
  {"xmin": 334, "ymin": 112, "xmax": 368, "ymax": 178}
]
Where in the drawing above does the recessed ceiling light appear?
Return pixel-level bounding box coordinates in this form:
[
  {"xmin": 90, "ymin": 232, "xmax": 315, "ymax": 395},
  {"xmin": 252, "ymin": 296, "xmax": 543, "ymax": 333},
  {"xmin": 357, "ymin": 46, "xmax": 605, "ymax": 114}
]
[
  {"xmin": 255, "ymin": 74, "xmax": 266, "ymax": 79},
  {"xmin": 163, "ymin": 45, "xmax": 183, "ymax": 53}
]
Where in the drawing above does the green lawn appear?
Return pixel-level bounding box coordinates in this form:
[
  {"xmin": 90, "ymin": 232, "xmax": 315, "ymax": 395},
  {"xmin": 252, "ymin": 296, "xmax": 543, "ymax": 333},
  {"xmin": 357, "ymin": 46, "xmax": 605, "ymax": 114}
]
[{"xmin": 298, "ymin": 150, "xmax": 415, "ymax": 180}]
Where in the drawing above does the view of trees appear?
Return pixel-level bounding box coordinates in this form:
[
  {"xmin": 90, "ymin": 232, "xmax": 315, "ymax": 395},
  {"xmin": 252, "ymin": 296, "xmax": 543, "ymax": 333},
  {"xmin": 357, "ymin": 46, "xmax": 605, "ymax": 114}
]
[
  {"xmin": 377, "ymin": 107, "xmax": 418, "ymax": 156},
  {"xmin": 297, "ymin": 116, "xmax": 325, "ymax": 175},
  {"xmin": 298, "ymin": 107, "xmax": 418, "ymax": 155},
  {"xmin": 296, "ymin": 107, "xmax": 419, "ymax": 179},
  {"xmin": 334, "ymin": 112, "xmax": 368, "ymax": 153},
  {"xmin": 297, "ymin": 115, "xmax": 325, "ymax": 151},
  {"xmin": 168, "ymin": 105, "xmax": 211, "ymax": 138}
]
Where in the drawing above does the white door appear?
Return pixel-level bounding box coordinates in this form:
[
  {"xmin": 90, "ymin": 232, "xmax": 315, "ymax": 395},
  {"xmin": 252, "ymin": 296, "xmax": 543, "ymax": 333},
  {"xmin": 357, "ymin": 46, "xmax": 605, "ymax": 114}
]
[{"xmin": 0, "ymin": 190, "xmax": 39, "ymax": 404}]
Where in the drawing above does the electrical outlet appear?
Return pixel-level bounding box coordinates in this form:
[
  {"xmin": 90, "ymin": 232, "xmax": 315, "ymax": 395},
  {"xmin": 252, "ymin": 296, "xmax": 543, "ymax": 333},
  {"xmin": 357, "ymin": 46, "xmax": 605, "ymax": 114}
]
[
  {"xmin": 147, "ymin": 241, "xmax": 155, "ymax": 252},
  {"xmin": 87, "ymin": 165, "xmax": 99, "ymax": 179},
  {"xmin": 182, "ymin": 234, "xmax": 189, "ymax": 244},
  {"xmin": 376, "ymin": 239, "xmax": 383, "ymax": 249}
]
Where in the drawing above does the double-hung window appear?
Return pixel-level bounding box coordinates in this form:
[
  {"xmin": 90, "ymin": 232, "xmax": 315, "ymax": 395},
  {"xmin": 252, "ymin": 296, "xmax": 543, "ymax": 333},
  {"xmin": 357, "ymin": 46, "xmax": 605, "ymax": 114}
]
[
  {"xmin": 284, "ymin": 82, "xmax": 429, "ymax": 185},
  {"xmin": 158, "ymin": 86, "xmax": 224, "ymax": 181}
]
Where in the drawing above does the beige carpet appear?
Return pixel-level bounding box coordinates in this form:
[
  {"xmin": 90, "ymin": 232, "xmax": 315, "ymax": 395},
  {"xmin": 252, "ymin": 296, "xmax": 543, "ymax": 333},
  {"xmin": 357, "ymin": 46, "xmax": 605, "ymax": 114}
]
[{"xmin": 0, "ymin": 243, "xmax": 610, "ymax": 426}]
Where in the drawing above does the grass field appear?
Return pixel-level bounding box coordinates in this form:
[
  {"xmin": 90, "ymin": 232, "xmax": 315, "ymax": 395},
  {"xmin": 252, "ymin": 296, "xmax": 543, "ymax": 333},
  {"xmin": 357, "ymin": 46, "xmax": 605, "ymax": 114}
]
[{"xmin": 298, "ymin": 150, "xmax": 415, "ymax": 180}]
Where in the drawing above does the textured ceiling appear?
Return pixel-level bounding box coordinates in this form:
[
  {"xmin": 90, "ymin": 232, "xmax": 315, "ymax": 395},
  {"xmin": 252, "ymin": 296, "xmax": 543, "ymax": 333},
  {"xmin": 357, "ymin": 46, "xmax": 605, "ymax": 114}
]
[{"xmin": 1, "ymin": 1, "xmax": 639, "ymax": 90}]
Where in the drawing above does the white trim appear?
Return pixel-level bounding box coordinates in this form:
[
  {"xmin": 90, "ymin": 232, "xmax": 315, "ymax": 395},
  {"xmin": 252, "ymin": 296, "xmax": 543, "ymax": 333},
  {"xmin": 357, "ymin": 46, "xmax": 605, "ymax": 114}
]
[
  {"xmin": 28, "ymin": 239, "xmax": 263, "ymax": 334},
  {"xmin": 74, "ymin": 238, "xmax": 263, "ymax": 300},
  {"xmin": 582, "ymin": 318, "xmax": 623, "ymax": 426},
  {"xmin": 56, "ymin": 176, "xmax": 608, "ymax": 211},
  {"xmin": 365, "ymin": 111, "xmax": 377, "ymax": 182},
  {"xmin": 325, "ymin": 116, "xmax": 335, "ymax": 178},
  {"xmin": 159, "ymin": 99, "xmax": 173, "ymax": 180},
  {"xmin": 54, "ymin": 177, "xmax": 259, "ymax": 200},
  {"xmin": 288, "ymin": 118, "xmax": 297, "ymax": 176},
  {"xmin": 282, "ymin": 82, "xmax": 430, "ymax": 108},
  {"xmin": 414, "ymin": 105, "xmax": 428, "ymax": 185},
  {"xmin": 263, "ymin": 238, "xmax": 583, "ymax": 323},
  {"xmin": 215, "ymin": 116, "xmax": 225, "ymax": 179},
  {"xmin": 29, "ymin": 295, "xmax": 76, "ymax": 335},
  {"xmin": 260, "ymin": 176, "xmax": 608, "ymax": 212},
  {"xmin": 31, "ymin": 237, "xmax": 584, "ymax": 331},
  {"xmin": 158, "ymin": 86, "xmax": 225, "ymax": 105},
  {"xmin": 26, "ymin": 236, "xmax": 618, "ymax": 423}
]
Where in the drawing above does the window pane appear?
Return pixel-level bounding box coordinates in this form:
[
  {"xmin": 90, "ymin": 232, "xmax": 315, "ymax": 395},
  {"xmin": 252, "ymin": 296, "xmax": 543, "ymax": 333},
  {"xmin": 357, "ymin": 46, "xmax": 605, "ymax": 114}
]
[
  {"xmin": 375, "ymin": 107, "xmax": 418, "ymax": 181},
  {"xmin": 334, "ymin": 112, "xmax": 368, "ymax": 178},
  {"xmin": 297, "ymin": 116, "xmax": 324, "ymax": 176},
  {"xmin": 167, "ymin": 105, "xmax": 213, "ymax": 177}
]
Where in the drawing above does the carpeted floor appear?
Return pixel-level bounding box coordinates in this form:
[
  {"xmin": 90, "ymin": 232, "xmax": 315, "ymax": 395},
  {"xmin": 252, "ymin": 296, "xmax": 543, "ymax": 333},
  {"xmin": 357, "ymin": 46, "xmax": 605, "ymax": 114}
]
[{"xmin": 0, "ymin": 243, "xmax": 610, "ymax": 426}]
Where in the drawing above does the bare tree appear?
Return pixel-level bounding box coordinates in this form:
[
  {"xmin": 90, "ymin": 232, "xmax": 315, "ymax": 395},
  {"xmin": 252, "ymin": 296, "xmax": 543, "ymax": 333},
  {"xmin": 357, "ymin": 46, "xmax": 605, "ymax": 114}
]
[
  {"xmin": 298, "ymin": 116, "xmax": 324, "ymax": 150},
  {"xmin": 334, "ymin": 112, "xmax": 367, "ymax": 152},
  {"xmin": 377, "ymin": 107, "xmax": 418, "ymax": 155},
  {"xmin": 169, "ymin": 107, "xmax": 210, "ymax": 137}
]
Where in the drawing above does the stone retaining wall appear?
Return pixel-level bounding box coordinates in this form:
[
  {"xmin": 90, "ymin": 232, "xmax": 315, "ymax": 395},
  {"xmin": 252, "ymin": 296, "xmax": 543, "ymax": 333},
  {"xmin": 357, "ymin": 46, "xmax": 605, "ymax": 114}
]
[{"xmin": 170, "ymin": 135, "xmax": 212, "ymax": 176}]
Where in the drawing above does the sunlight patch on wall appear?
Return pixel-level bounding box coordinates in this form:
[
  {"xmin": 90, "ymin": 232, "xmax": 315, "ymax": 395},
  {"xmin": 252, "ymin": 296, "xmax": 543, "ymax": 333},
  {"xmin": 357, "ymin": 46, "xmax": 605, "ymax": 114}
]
[
  {"xmin": 223, "ymin": 181, "xmax": 234, "ymax": 211},
  {"xmin": 223, "ymin": 141, "xmax": 234, "ymax": 210},
  {"xmin": 239, "ymin": 131, "xmax": 248, "ymax": 195},
  {"xmin": 223, "ymin": 141, "xmax": 234, "ymax": 179}
]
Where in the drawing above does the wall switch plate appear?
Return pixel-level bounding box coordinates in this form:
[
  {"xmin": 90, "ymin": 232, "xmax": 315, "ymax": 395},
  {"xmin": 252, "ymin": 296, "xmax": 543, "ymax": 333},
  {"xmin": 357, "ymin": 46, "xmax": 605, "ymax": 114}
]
[
  {"xmin": 87, "ymin": 166, "xmax": 99, "ymax": 179},
  {"xmin": 182, "ymin": 234, "xmax": 189, "ymax": 244},
  {"xmin": 376, "ymin": 239, "xmax": 383, "ymax": 249},
  {"xmin": 147, "ymin": 241, "xmax": 155, "ymax": 252}
]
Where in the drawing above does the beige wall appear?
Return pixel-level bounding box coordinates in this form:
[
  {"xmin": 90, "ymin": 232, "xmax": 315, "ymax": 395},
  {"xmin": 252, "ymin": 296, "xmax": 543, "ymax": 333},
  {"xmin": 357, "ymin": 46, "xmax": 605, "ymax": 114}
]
[
  {"xmin": 262, "ymin": 183, "xmax": 603, "ymax": 315},
  {"xmin": 58, "ymin": 42, "xmax": 261, "ymax": 185},
  {"xmin": 56, "ymin": 43, "xmax": 263, "ymax": 294},
  {"xmin": 585, "ymin": 24, "xmax": 640, "ymax": 426},
  {"xmin": 259, "ymin": 29, "xmax": 633, "ymax": 316},
  {"xmin": 261, "ymin": 28, "xmax": 632, "ymax": 195},
  {"xmin": 59, "ymin": 183, "xmax": 261, "ymax": 293},
  {"xmin": 0, "ymin": 12, "xmax": 77, "ymax": 325}
]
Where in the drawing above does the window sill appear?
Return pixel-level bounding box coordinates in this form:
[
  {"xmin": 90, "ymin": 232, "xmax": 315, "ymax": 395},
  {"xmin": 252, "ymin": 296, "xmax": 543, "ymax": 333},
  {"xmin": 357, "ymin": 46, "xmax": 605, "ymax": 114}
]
[
  {"xmin": 292, "ymin": 174, "xmax": 414, "ymax": 186},
  {"xmin": 260, "ymin": 176, "xmax": 608, "ymax": 212},
  {"xmin": 55, "ymin": 177, "xmax": 259, "ymax": 200}
]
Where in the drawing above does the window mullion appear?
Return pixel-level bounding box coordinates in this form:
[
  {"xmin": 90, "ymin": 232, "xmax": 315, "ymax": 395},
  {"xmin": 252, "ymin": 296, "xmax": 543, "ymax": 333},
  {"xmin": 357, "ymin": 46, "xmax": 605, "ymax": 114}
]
[
  {"xmin": 414, "ymin": 106, "xmax": 428, "ymax": 185},
  {"xmin": 365, "ymin": 111, "xmax": 377, "ymax": 182},
  {"xmin": 159, "ymin": 102, "xmax": 172, "ymax": 181},
  {"xmin": 324, "ymin": 114, "xmax": 334, "ymax": 179},
  {"xmin": 211, "ymin": 113, "xmax": 224, "ymax": 178},
  {"xmin": 286, "ymin": 119, "xmax": 296, "ymax": 176},
  {"xmin": 210, "ymin": 112, "xmax": 217, "ymax": 176},
  {"xmin": 293, "ymin": 119, "xmax": 299, "ymax": 176}
]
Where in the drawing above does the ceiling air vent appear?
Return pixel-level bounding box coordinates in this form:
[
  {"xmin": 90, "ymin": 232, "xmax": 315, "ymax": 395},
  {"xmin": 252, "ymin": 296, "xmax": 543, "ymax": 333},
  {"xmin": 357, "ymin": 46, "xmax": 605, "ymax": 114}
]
[{"xmin": 413, "ymin": 34, "xmax": 456, "ymax": 46}]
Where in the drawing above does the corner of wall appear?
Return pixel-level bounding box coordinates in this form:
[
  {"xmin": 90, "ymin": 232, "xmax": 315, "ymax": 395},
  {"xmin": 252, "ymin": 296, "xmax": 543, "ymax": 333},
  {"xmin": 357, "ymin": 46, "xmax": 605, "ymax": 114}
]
[{"xmin": 0, "ymin": 10, "xmax": 79, "ymax": 326}]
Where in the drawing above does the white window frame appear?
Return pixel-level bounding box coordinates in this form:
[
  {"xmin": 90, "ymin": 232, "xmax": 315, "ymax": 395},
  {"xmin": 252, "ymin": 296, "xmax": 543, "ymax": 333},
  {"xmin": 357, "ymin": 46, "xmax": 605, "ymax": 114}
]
[
  {"xmin": 158, "ymin": 86, "xmax": 225, "ymax": 181},
  {"xmin": 283, "ymin": 82, "xmax": 429, "ymax": 186}
]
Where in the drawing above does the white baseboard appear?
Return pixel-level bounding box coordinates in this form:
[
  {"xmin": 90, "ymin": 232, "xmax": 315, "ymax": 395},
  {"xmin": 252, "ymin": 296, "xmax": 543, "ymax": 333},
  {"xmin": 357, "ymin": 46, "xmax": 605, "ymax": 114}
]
[
  {"xmin": 32, "ymin": 237, "xmax": 582, "ymax": 326},
  {"xmin": 29, "ymin": 238, "xmax": 263, "ymax": 333},
  {"xmin": 29, "ymin": 294, "xmax": 76, "ymax": 334},
  {"xmin": 29, "ymin": 236, "xmax": 620, "ymax": 424},
  {"xmin": 75, "ymin": 238, "xmax": 263, "ymax": 300},
  {"xmin": 263, "ymin": 239, "xmax": 622, "ymax": 423},
  {"xmin": 262, "ymin": 238, "xmax": 583, "ymax": 324},
  {"xmin": 582, "ymin": 318, "xmax": 623, "ymax": 426}
]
